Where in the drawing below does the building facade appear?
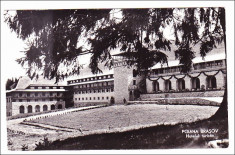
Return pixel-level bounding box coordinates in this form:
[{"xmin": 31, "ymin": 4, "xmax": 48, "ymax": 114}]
[
  {"xmin": 6, "ymin": 83, "xmax": 67, "ymax": 116},
  {"xmin": 6, "ymin": 51, "xmax": 226, "ymax": 116},
  {"xmin": 67, "ymin": 74, "xmax": 114, "ymax": 107}
]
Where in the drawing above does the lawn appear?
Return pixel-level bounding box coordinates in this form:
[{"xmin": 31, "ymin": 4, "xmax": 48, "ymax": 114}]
[
  {"xmin": 31, "ymin": 104, "xmax": 219, "ymax": 132},
  {"xmin": 34, "ymin": 117, "xmax": 228, "ymax": 150}
]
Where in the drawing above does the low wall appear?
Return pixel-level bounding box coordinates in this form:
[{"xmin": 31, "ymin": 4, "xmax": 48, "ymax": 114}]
[
  {"xmin": 140, "ymin": 90, "xmax": 224, "ymax": 100},
  {"xmin": 128, "ymin": 98, "xmax": 221, "ymax": 106},
  {"xmin": 74, "ymin": 102, "xmax": 109, "ymax": 107}
]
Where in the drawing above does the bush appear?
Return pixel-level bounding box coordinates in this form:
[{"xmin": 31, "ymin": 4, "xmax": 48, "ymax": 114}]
[{"xmin": 35, "ymin": 137, "xmax": 51, "ymax": 150}]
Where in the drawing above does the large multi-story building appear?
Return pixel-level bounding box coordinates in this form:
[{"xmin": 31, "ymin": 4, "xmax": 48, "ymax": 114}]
[
  {"xmin": 6, "ymin": 77, "xmax": 68, "ymax": 116},
  {"xmin": 6, "ymin": 48, "xmax": 226, "ymax": 116},
  {"xmin": 67, "ymin": 73, "xmax": 114, "ymax": 107}
]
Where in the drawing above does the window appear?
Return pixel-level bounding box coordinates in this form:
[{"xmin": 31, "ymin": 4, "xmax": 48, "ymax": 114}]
[
  {"xmin": 51, "ymin": 105, "xmax": 55, "ymax": 110},
  {"xmin": 133, "ymin": 80, "xmax": 136, "ymax": 85},
  {"xmin": 35, "ymin": 105, "xmax": 40, "ymax": 112},
  {"xmin": 27, "ymin": 99, "xmax": 30, "ymax": 102},
  {"xmin": 82, "ymin": 98, "xmax": 84, "ymax": 100},
  {"xmin": 90, "ymin": 97, "xmax": 92, "ymax": 100},
  {"xmin": 133, "ymin": 69, "xmax": 137, "ymax": 77},
  {"xmin": 19, "ymin": 105, "xmax": 25, "ymax": 114},
  {"xmin": 42, "ymin": 92, "xmax": 45, "ymax": 96},
  {"xmin": 50, "ymin": 98, "xmax": 53, "ymax": 101},
  {"xmin": 98, "ymin": 97, "xmax": 100, "ymax": 100},
  {"xmin": 28, "ymin": 105, "xmax": 32, "ymax": 113},
  {"xmin": 43, "ymin": 105, "xmax": 48, "ymax": 111},
  {"xmin": 102, "ymin": 97, "xmax": 104, "ymax": 100},
  {"xmin": 19, "ymin": 99, "xmax": 22, "ymax": 102},
  {"xmin": 79, "ymin": 98, "xmax": 80, "ymax": 100},
  {"xmin": 58, "ymin": 104, "xmax": 62, "ymax": 109},
  {"xmin": 94, "ymin": 97, "xmax": 96, "ymax": 100},
  {"xmin": 86, "ymin": 97, "xmax": 88, "ymax": 100},
  {"xmin": 35, "ymin": 93, "xmax": 38, "ymax": 97}
]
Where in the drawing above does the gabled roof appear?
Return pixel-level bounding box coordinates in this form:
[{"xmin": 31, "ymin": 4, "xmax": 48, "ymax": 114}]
[{"xmin": 15, "ymin": 76, "xmax": 66, "ymax": 90}]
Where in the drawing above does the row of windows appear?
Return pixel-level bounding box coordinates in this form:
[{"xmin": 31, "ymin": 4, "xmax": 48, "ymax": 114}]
[
  {"xmin": 75, "ymin": 96, "xmax": 111, "ymax": 101},
  {"xmin": 74, "ymin": 88, "xmax": 114, "ymax": 94},
  {"xmin": 152, "ymin": 60, "xmax": 224, "ymax": 75},
  {"xmin": 73, "ymin": 81, "xmax": 114, "ymax": 89},
  {"xmin": 14, "ymin": 92, "xmax": 63, "ymax": 97},
  {"xmin": 193, "ymin": 60, "xmax": 223, "ymax": 70},
  {"xmin": 12, "ymin": 98, "xmax": 64, "ymax": 102},
  {"xmin": 29, "ymin": 86, "xmax": 64, "ymax": 89},
  {"xmin": 68, "ymin": 74, "xmax": 114, "ymax": 84}
]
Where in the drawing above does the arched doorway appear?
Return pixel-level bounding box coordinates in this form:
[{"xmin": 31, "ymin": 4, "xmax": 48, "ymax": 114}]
[
  {"xmin": 177, "ymin": 78, "xmax": 185, "ymax": 91},
  {"xmin": 35, "ymin": 105, "xmax": 40, "ymax": 112},
  {"xmin": 152, "ymin": 81, "xmax": 160, "ymax": 92},
  {"xmin": 27, "ymin": 105, "xmax": 32, "ymax": 113},
  {"xmin": 165, "ymin": 80, "xmax": 172, "ymax": 91},
  {"xmin": 192, "ymin": 77, "xmax": 200, "ymax": 90},
  {"xmin": 51, "ymin": 104, "xmax": 55, "ymax": 110},
  {"xmin": 152, "ymin": 81, "xmax": 156, "ymax": 92},
  {"xmin": 19, "ymin": 105, "xmax": 24, "ymax": 114},
  {"xmin": 207, "ymin": 76, "xmax": 217, "ymax": 89},
  {"xmin": 58, "ymin": 104, "xmax": 62, "ymax": 109},
  {"xmin": 43, "ymin": 105, "xmax": 48, "ymax": 111}
]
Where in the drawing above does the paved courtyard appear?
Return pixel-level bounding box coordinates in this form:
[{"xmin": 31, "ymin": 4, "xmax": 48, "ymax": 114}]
[{"xmin": 7, "ymin": 104, "xmax": 219, "ymax": 150}]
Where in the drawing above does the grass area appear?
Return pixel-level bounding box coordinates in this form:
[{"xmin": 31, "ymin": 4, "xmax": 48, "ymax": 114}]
[
  {"xmin": 34, "ymin": 117, "xmax": 228, "ymax": 150},
  {"xmin": 30, "ymin": 104, "xmax": 218, "ymax": 131}
]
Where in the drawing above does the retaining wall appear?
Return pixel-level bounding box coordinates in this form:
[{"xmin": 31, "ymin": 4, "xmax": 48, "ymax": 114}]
[{"xmin": 140, "ymin": 90, "xmax": 224, "ymax": 99}]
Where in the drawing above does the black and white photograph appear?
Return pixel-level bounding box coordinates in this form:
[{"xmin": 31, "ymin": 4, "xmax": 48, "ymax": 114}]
[{"xmin": 1, "ymin": 1, "xmax": 234, "ymax": 154}]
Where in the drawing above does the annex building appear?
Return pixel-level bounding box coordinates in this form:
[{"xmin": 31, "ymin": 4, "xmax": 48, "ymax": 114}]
[
  {"xmin": 6, "ymin": 77, "xmax": 68, "ymax": 116},
  {"xmin": 6, "ymin": 46, "xmax": 226, "ymax": 116}
]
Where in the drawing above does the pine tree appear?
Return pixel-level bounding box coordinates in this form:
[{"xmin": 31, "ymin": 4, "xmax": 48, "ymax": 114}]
[{"xmin": 4, "ymin": 8, "xmax": 227, "ymax": 119}]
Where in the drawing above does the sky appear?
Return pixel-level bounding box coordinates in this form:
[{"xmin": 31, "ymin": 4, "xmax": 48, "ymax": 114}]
[{"xmin": 3, "ymin": 20, "xmax": 27, "ymax": 79}]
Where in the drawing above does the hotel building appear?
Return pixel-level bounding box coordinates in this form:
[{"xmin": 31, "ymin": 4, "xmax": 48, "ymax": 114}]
[{"xmin": 6, "ymin": 47, "xmax": 226, "ymax": 116}]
